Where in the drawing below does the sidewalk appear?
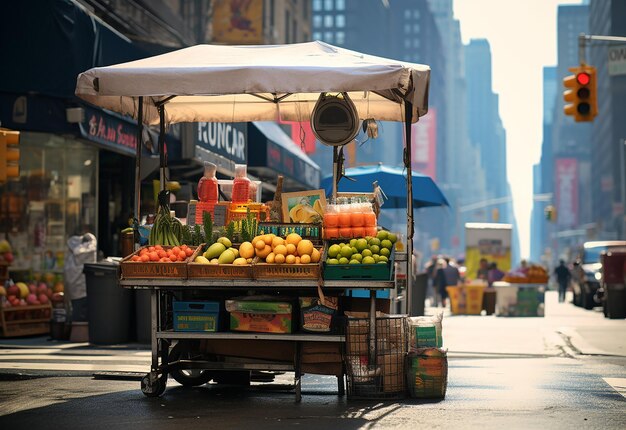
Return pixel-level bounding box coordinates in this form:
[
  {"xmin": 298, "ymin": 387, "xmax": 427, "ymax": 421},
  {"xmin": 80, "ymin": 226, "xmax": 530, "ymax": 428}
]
[{"xmin": 0, "ymin": 291, "xmax": 624, "ymax": 376}]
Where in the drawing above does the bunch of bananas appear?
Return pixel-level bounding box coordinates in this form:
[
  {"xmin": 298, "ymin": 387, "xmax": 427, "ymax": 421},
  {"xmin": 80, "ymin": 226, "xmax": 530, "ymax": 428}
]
[{"xmin": 148, "ymin": 190, "xmax": 183, "ymax": 246}]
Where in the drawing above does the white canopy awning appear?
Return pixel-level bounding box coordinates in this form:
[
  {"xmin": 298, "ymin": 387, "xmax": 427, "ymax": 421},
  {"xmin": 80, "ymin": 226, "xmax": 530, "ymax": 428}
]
[{"xmin": 75, "ymin": 41, "xmax": 430, "ymax": 125}]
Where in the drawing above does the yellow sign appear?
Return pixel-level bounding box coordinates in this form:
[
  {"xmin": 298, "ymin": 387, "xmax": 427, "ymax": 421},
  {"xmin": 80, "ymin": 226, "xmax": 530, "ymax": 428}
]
[{"xmin": 213, "ymin": 0, "xmax": 263, "ymax": 44}]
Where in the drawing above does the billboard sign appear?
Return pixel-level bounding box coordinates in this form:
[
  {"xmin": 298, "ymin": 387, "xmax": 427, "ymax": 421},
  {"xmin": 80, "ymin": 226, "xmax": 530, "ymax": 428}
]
[
  {"xmin": 212, "ymin": 0, "xmax": 263, "ymax": 44},
  {"xmin": 411, "ymin": 108, "xmax": 436, "ymax": 180},
  {"xmin": 555, "ymin": 158, "xmax": 578, "ymax": 228}
]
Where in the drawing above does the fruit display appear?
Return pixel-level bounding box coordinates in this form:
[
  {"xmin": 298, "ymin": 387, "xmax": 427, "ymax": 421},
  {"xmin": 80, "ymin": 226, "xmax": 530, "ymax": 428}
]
[
  {"xmin": 0, "ymin": 239, "xmax": 14, "ymax": 265},
  {"xmin": 324, "ymin": 230, "xmax": 397, "ymax": 266},
  {"xmin": 193, "ymin": 237, "xmax": 252, "ymax": 266},
  {"xmin": 1, "ymin": 280, "xmax": 56, "ymax": 326},
  {"xmin": 503, "ymin": 264, "xmax": 549, "ymax": 284},
  {"xmin": 251, "ymin": 232, "xmax": 322, "ymax": 265},
  {"xmin": 129, "ymin": 244, "xmax": 195, "ymax": 263}
]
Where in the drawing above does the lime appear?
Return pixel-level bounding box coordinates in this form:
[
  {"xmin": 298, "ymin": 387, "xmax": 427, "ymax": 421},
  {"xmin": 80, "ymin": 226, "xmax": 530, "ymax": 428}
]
[
  {"xmin": 381, "ymin": 239, "xmax": 393, "ymax": 250},
  {"xmin": 387, "ymin": 233, "xmax": 398, "ymax": 243},
  {"xmin": 340, "ymin": 245, "xmax": 354, "ymax": 258},
  {"xmin": 352, "ymin": 253, "xmax": 363, "ymax": 262},
  {"xmin": 368, "ymin": 237, "xmax": 381, "ymax": 247},
  {"xmin": 373, "ymin": 254, "xmax": 380, "ymax": 263},
  {"xmin": 349, "ymin": 259, "xmax": 361, "ymax": 264},
  {"xmin": 355, "ymin": 238, "xmax": 368, "ymax": 252},
  {"xmin": 376, "ymin": 230, "xmax": 388, "ymax": 241},
  {"xmin": 380, "ymin": 248, "xmax": 391, "ymax": 257},
  {"xmin": 327, "ymin": 258, "xmax": 339, "ymax": 265},
  {"xmin": 362, "ymin": 249, "xmax": 373, "ymax": 258},
  {"xmin": 328, "ymin": 244, "xmax": 341, "ymax": 258},
  {"xmin": 369, "ymin": 245, "xmax": 380, "ymax": 255},
  {"xmin": 349, "ymin": 238, "xmax": 358, "ymax": 248},
  {"xmin": 378, "ymin": 255, "xmax": 389, "ymax": 263},
  {"xmin": 351, "ymin": 246, "xmax": 358, "ymax": 255},
  {"xmin": 338, "ymin": 257, "xmax": 349, "ymax": 265},
  {"xmin": 362, "ymin": 256, "xmax": 376, "ymax": 265}
]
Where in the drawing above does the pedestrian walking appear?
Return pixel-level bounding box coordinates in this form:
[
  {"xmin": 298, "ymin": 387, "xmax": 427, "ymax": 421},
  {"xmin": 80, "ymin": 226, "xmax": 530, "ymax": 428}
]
[
  {"xmin": 554, "ymin": 260, "xmax": 571, "ymax": 303},
  {"xmin": 435, "ymin": 257, "xmax": 460, "ymax": 308}
]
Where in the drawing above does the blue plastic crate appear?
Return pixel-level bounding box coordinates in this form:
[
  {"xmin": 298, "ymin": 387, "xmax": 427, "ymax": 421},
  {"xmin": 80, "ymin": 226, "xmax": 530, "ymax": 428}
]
[{"xmin": 173, "ymin": 300, "xmax": 221, "ymax": 332}]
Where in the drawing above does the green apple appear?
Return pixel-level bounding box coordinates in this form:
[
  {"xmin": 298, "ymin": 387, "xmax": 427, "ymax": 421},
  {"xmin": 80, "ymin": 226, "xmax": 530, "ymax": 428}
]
[
  {"xmin": 352, "ymin": 253, "xmax": 363, "ymax": 262},
  {"xmin": 378, "ymin": 255, "xmax": 389, "ymax": 263},
  {"xmin": 381, "ymin": 239, "xmax": 393, "ymax": 250},
  {"xmin": 373, "ymin": 254, "xmax": 380, "ymax": 263},
  {"xmin": 369, "ymin": 245, "xmax": 380, "ymax": 255},
  {"xmin": 340, "ymin": 245, "xmax": 354, "ymax": 258},
  {"xmin": 338, "ymin": 257, "xmax": 349, "ymax": 265},
  {"xmin": 380, "ymin": 247, "xmax": 391, "ymax": 257},
  {"xmin": 362, "ymin": 249, "xmax": 373, "ymax": 258},
  {"xmin": 368, "ymin": 237, "xmax": 381, "ymax": 247},
  {"xmin": 327, "ymin": 258, "xmax": 339, "ymax": 265},
  {"xmin": 328, "ymin": 244, "xmax": 341, "ymax": 258},
  {"xmin": 351, "ymin": 246, "xmax": 358, "ymax": 255},
  {"xmin": 387, "ymin": 233, "xmax": 398, "ymax": 243},
  {"xmin": 355, "ymin": 238, "xmax": 368, "ymax": 252},
  {"xmin": 349, "ymin": 259, "xmax": 361, "ymax": 265},
  {"xmin": 376, "ymin": 230, "xmax": 388, "ymax": 241},
  {"xmin": 349, "ymin": 238, "xmax": 358, "ymax": 248},
  {"xmin": 362, "ymin": 256, "xmax": 376, "ymax": 265}
]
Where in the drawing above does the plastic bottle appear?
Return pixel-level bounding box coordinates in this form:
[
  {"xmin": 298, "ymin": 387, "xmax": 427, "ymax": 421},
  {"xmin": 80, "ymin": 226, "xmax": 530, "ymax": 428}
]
[
  {"xmin": 231, "ymin": 164, "xmax": 251, "ymax": 204},
  {"xmin": 197, "ymin": 161, "xmax": 219, "ymax": 202}
]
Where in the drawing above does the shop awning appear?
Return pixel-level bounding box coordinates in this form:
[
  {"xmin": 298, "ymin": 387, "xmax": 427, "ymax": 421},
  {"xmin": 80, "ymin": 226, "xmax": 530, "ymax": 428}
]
[{"xmin": 248, "ymin": 122, "xmax": 321, "ymax": 191}]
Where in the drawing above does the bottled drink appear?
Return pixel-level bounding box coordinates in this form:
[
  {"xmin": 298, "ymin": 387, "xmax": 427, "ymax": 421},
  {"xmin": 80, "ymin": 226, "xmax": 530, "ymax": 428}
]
[
  {"xmin": 197, "ymin": 161, "xmax": 219, "ymax": 202},
  {"xmin": 231, "ymin": 164, "xmax": 251, "ymax": 204}
]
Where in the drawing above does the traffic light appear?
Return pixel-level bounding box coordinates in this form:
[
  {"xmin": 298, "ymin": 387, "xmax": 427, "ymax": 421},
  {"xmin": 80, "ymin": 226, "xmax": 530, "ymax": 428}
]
[
  {"xmin": 0, "ymin": 128, "xmax": 20, "ymax": 183},
  {"xmin": 563, "ymin": 65, "xmax": 598, "ymax": 122},
  {"xmin": 545, "ymin": 205, "xmax": 557, "ymax": 222}
]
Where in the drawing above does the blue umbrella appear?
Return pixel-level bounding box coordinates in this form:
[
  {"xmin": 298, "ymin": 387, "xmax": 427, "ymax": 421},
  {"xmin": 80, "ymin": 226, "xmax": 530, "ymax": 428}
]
[{"xmin": 321, "ymin": 164, "xmax": 449, "ymax": 209}]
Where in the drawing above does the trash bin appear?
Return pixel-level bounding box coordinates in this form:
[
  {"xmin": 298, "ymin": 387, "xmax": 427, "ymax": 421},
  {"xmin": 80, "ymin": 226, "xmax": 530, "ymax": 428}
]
[
  {"xmin": 446, "ymin": 286, "xmax": 465, "ymax": 315},
  {"xmin": 601, "ymin": 251, "xmax": 626, "ymax": 319},
  {"xmin": 410, "ymin": 273, "xmax": 428, "ymax": 316},
  {"xmin": 465, "ymin": 285, "xmax": 485, "ymax": 315},
  {"xmin": 84, "ymin": 261, "xmax": 133, "ymax": 344},
  {"xmin": 135, "ymin": 289, "xmax": 152, "ymax": 344}
]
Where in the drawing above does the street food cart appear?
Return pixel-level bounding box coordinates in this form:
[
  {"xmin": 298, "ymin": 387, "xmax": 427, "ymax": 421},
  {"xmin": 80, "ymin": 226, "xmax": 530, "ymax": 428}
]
[{"xmin": 75, "ymin": 41, "xmax": 431, "ymax": 400}]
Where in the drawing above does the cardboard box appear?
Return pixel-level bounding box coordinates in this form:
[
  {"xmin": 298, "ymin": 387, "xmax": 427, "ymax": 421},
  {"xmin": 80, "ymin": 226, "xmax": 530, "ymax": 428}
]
[
  {"xmin": 378, "ymin": 353, "xmax": 406, "ymax": 393},
  {"xmin": 226, "ymin": 300, "xmax": 293, "ymax": 333},
  {"xmin": 301, "ymin": 342, "xmax": 342, "ymax": 364},
  {"xmin": 346, "ymin": 333, "xmax": 369, "ymax": 355}
]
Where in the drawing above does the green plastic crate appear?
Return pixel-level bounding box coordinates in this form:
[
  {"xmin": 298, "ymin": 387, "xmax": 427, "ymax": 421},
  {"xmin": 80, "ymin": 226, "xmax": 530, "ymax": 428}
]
[{"xmin": 323, "ymin": 244, "xmax": 395, "ymax": 281}]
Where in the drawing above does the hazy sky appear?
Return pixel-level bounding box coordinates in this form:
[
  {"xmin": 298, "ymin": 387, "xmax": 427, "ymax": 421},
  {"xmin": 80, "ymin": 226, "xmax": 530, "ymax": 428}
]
[{"xmin": 453, "ymin": 0, "xmax": 584, "ymax": 259}]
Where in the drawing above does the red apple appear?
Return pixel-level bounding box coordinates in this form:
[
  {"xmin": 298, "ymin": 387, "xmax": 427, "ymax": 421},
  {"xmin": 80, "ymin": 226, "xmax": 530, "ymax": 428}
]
[
  {"xmin": 38, "ymin": 294, "xmax": 49, "ymax": 304},
  {"xmin": 28, "ymin": 284, "xmax": 37, "ymax": 295},
  {"xmin": 26, "ymin": 294, "xmax": 38, "ymax": 305},
  {"xmin": 7, "ymin": 285, "xmax": 18, "ymax": 297},
  {"xmin": 37, "ymin": 284, "xmax": 48, "ymax": 296}
]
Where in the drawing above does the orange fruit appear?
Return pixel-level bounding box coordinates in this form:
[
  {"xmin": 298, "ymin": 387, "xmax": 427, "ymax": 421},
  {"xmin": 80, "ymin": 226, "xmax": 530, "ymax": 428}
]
[
  {"xmin": 311, "ymin": 248, "xmax": 321, "ymax": 263},
  {"xmin": 300, "ymin": 254, "xmax": 311, "ymax": 264},
  {"xmin": 255, "ymin": 240, "xmax": 266, "ymax": 250},
  {"xmin": 256, "ymin": 245, "xmax": 272, "ymax": 259},
  {"xmin": 266, "ymin": 252, "xmax": 276, "ymax": 264},
  {"xmin": 271, "ymin": 236, "xmax": 285, "ymax": 249},
  {"xmin": 274, "ymin": 254, "xmax": 285, "ymax": 264},
  {"xmin": 285, "ymin": 233, "xmax": 302, "ymax": 247},
  {"xmin": 239, "ymin": 242, "xmax": 255, "ymax": 259},
  {"xmin": 296, "ymin": 239, "xmax": 314, "ymax": 256},
  {"xmin": 273, "ymin": 244, "xmax": 287, "ymax": 256},
  {"xmin": 295, "ymin": 256, "xmax": 301, "ymax": 264},
  {"xmin": 286, "ymin": 244, "xmax": 297, "ymax": 255}
]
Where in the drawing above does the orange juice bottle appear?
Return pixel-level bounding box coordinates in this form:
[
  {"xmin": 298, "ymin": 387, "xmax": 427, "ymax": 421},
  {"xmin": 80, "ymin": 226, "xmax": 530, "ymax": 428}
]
[
  {"xmin": 338, "ymin": 207, "xmax": 352, "ymax": 227},
  {"xmin": 231, "ymin": 164, "xmax": 251, "ymax": 204},
  {"xmin": 363, "ymin": 203, "xmax": 377, "ymax": 227},
  {"xmin": 323, "ymin": 204, "xmax": 339, "ymax": 228},
  {"xmin": 325, "ymin": 227, "xmax": 339, "ymax": 239}
]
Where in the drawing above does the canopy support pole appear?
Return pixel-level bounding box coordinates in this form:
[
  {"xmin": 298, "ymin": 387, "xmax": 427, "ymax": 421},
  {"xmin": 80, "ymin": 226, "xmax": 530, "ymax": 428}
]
[
  {"xmin": 158, "ymin": 104, "xmax": 166, "ymax": 192},
  {"xmin": 404, "ymin": 101, "xmax": 415, "ymax": 316},
  {"xmin": 332, "ymin": 146, "xmax": 339, "ymax": 200},
  {"xmin": 134, "ymin": 97, "xmax": 143, "ymax": 229}
]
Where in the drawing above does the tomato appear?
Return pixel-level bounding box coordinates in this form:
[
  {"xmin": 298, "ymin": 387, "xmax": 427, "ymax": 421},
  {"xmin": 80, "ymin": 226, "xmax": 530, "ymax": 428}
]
[
  {"xmin": 149, "ymin": 252, "xmax": 159, "ymax": 261},
  {"xmin": 140, "ymin": 254, "xmax": 150, "ymax": 262},
  {"xmin": 169, "ymin": 256, "xmax": 178, "ymax": 262},
  {"xmin": 184, "ymin": 248, "xmax": 194, "ymax": 257}
]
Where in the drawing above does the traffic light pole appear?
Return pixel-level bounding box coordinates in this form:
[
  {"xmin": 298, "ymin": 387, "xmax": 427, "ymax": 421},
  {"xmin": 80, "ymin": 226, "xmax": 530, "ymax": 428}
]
[{"xmin": 578, "ymin": 33, "xmax": 626, "ymax": 65}]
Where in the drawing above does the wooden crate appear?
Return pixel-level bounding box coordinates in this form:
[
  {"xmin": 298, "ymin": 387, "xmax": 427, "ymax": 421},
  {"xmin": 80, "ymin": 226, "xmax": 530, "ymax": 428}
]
[
  {"xmin": 187, "ymin": 246, "xmax": 253, "ymax": 279},
  {"xmin": 0, "ymin": 304, "xmax": 51, "ymax": 337},
  {"xmin": 120, "ymin": 245, "xmax": 198, "ymax": 279},
  {"xmin": 253, "ymin": 263, "xmax": 321, "ymax": 280}
]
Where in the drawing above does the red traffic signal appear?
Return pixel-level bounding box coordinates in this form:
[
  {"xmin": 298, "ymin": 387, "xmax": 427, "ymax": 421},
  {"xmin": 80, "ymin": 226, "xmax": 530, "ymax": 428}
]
[{"xmin": 563, "ymin": 65, "xmax": 598, "ymax": 122}]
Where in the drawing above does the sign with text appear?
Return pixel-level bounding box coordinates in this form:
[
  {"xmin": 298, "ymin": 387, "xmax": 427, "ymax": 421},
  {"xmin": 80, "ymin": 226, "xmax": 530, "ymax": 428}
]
[
  {"xmin": 411, "ymin": 108, "xmax": 437, "ymax": 180},
  {"xmin": 555, "ymin": 158, "xmax": 579, "ymax": 228},
  {"xmin": 608, "ymin": 45, "xmax": 626, "ymax": 76},
  {"xmin": 196, "ymin": 122, "xmax": 247, "ymax": 164}
]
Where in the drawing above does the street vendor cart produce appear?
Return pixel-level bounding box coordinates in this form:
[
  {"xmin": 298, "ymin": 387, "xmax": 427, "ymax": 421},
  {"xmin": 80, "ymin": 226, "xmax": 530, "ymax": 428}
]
[{"xmin": 75, "ymin": 41, "xmax": 432, "ymax": 400}]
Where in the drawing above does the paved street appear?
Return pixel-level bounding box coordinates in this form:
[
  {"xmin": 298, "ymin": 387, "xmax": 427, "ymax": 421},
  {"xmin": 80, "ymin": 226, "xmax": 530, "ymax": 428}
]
[{"xmin": 0, "ymin": 291, "xmax": 624, "ymax": 429}]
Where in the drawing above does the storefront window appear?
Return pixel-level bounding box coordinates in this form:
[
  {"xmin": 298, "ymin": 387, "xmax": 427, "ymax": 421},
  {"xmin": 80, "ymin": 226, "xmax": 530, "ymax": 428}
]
[{"xmin": 2, "ymin": 132, "xmax": 98, "ymax": 275}]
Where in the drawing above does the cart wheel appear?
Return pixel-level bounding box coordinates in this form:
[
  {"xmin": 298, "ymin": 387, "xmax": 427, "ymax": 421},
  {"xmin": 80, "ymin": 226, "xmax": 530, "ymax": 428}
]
[
  {"xmin": 141, "ymin": 372, "xmax": 167, "ymax": 397},
  {"xmin": 169, "ymin": 342, "xmax": 213, "ymax": 387}
]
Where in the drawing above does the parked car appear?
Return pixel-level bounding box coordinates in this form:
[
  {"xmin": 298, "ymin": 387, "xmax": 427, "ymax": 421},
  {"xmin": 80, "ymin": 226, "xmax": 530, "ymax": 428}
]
[{"xmin": 571, "ymin": 241, "xmax": 626, "ymax": 309}]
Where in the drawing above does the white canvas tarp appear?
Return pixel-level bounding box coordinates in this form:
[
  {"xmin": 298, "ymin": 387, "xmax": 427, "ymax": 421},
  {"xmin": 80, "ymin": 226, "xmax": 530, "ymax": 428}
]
[{"xmin": 75, "ymin": 41, "xmax": 430, "ymax": 125}]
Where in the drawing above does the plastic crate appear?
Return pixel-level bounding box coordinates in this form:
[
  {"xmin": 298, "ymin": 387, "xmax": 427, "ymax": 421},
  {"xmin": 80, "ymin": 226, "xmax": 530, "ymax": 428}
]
[
  {"xmin": 257, "ymin": 223, "xmax": 322, "ymax": 241},
  {"xmin": 323, "ymin": 244, "xmax": 395, "ymax": 281},
  {"xmin": 173, "ymin": 300, "xmax": 221, "ymax": 332}
]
